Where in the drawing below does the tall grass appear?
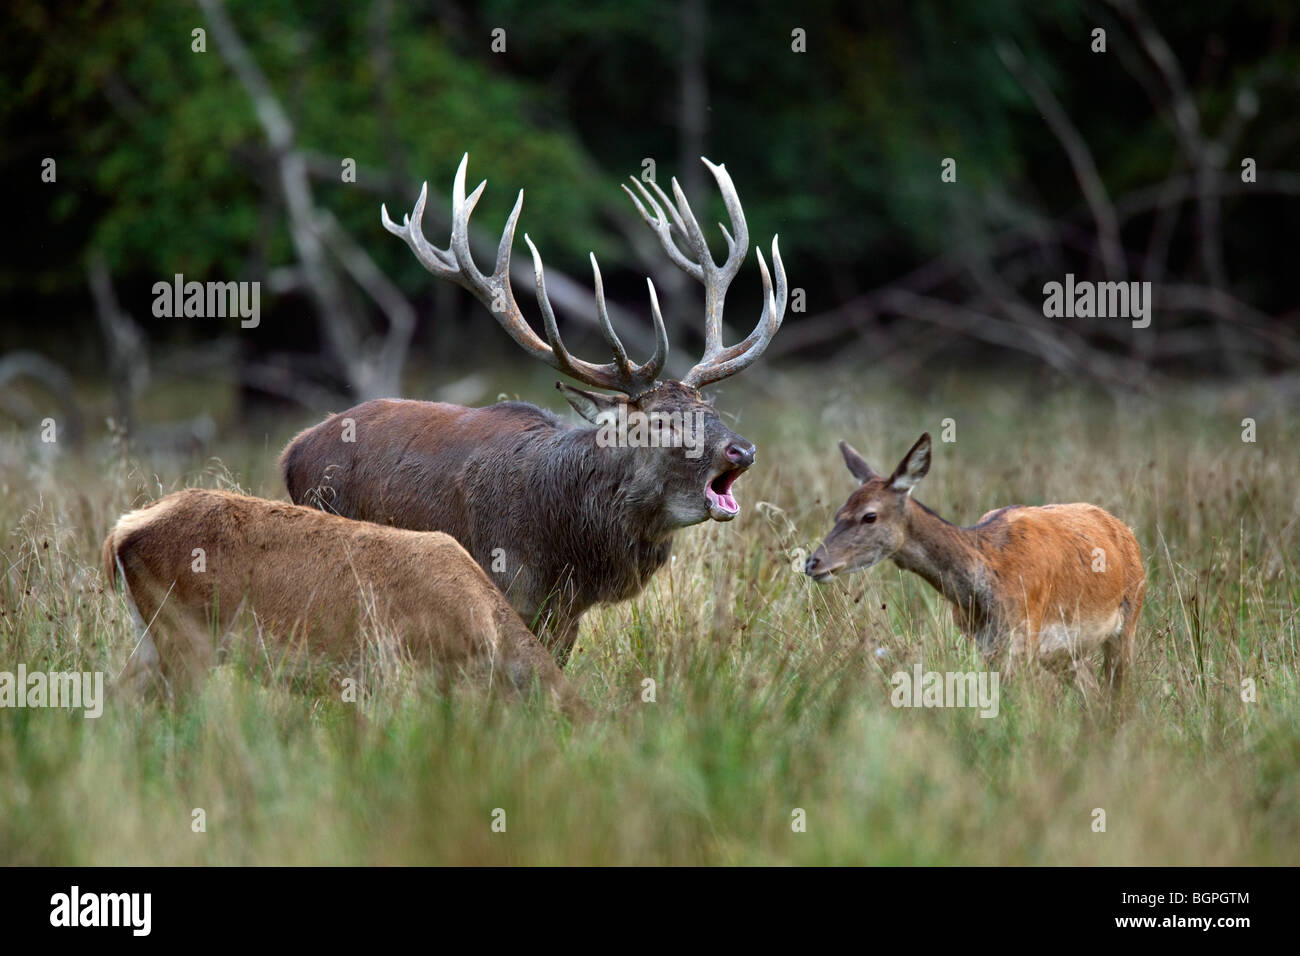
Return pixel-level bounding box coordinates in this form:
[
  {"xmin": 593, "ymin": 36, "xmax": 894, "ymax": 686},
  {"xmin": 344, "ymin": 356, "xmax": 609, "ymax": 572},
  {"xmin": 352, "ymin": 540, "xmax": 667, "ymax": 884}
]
[{"xmin": 0, "ymin": 369, "xmax": 1295, "ymax": 864}]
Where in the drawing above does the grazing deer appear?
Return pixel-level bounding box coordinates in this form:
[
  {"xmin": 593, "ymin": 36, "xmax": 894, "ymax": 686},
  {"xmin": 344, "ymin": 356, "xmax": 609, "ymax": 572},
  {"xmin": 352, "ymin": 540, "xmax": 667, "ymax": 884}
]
[
  {"xmin": 281, "ymin": 154, "xmax": 786, "ymax": 662},
  {"xmin": 103, "ymin": 488, "xmax": 583, "ymax": 715},
  {"xmin": 804, "ymin": 434, "xmax": 1145, "ymax": 697}
]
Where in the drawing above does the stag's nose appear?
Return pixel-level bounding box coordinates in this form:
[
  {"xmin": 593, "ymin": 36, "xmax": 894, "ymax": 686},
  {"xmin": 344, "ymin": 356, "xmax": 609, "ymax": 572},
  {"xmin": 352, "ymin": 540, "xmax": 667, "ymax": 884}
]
[
  {"xmin": 804, "ymin": 554, "xmax": 822, "ymax": 575},
  {"xmin": 725, "ymin": 441, "xmax": 756, "ymax": 467}
]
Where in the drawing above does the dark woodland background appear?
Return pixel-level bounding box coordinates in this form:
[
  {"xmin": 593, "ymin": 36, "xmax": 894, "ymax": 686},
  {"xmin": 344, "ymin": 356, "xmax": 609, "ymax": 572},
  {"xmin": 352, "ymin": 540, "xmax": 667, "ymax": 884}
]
[{"xmin": 3, "ymin": 0, "xmax": 1298, "ymax": 444}]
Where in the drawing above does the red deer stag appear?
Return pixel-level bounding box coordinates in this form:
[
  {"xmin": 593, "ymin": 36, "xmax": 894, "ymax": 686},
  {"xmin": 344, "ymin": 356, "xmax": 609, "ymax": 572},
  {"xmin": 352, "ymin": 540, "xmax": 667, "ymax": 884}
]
[
  {"xmin": 804, "ymin": 434, "xmax": 1145, "ymax": 699},
  {"xmin": 281, "ymin": 154, "xmax": 786, "ymax": 661},
  {"xmin": 103, "ymin": 489, "xmax": 583, "ymax": 714}
]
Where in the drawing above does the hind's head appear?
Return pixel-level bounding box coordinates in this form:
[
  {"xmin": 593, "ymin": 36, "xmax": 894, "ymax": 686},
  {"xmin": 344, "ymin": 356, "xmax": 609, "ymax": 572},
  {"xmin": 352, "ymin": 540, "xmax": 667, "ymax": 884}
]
[{"xmin": 804, "ymin": 433, "xmax": 932, "ymax": 581}]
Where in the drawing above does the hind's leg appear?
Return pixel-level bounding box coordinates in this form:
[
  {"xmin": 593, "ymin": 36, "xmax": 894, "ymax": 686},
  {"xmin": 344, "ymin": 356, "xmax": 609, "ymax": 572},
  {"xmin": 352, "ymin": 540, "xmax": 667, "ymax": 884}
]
[
  {"xmin": 114, "ymin": 613, "xmax": 212, "ymax": 703},
  {"xmin": 110, "ymin": 580, "xmax": 170, "ymax": 701},
  {"xmin": 1105, "ymin": 580, "xmax": 1145, "ymax": 698},
  {"xmin": 120, "ymin": 605, "xmax": 217, "ymax": 702},
  {"xmin": 156, "ymin": 609, "xmax": 218, "ymax": 695},
  {"xmin": 1071, "ymin": 655, "xmax": 1101, "ymax": 707},
  {"xmin": 114, "ymin": 631, "xmax": 169, "ymax": 701},
  {"xmin": 1102, "ymin": 630, "xmax": 1129, "ymax": 697},
  {"xmin": 499, "ymin": 626, "xmax": 590, "ymax": 720},
  {"xmin": 1034, "ymin": 628, "xmax": 1100, "ymax": 713}
]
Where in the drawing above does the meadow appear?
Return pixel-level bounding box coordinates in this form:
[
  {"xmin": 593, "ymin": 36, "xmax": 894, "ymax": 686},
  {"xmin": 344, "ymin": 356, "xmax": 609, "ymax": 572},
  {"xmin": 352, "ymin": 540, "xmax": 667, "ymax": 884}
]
[{"xmin": 0, "ymin": 366, "xmax": 1296, "ymax": 865}]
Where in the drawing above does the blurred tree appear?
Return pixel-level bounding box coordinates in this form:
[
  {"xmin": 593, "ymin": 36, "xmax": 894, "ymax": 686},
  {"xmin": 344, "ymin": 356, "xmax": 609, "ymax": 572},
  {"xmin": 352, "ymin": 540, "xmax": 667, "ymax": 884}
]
[{"xmin": 1, "ymin": 0, "xmax": 1296, "ymax": 417}]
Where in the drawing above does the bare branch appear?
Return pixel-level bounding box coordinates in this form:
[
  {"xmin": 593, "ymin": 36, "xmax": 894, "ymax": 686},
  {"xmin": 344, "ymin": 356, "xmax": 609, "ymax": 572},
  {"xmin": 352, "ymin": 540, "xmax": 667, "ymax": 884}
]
[
  {"xmin": 997, "ymin": 39, "xmax": 1125, "ymax": 279},
  {"xmin": 0, "ymin": 351, "xmax": 85, "ymax": 445},
  {"xmin": 198, "ymin": 0, "xmax": 412, "ymax": 400},
  {"xmin": 87, "ymin": 252, "xmax": 150, "ymax": 428}
]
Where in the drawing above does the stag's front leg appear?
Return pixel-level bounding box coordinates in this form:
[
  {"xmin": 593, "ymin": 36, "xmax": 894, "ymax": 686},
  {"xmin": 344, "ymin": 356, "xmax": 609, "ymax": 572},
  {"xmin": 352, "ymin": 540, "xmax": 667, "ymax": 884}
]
[
  {"xmin": 520, "ymin": 591, "xmax": 584, "ymax": 667},
  {"xmin": 544, "ymin": 616, "xmax": 583, "ymax": 668}
]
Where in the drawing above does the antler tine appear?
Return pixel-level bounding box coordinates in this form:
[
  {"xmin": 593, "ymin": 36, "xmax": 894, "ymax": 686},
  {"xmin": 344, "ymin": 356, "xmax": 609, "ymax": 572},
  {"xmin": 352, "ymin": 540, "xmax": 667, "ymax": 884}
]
[
  {"xmin": 588, "ymin": 253, "xmax": 632, "ymax": 371},
  {"xmin": 683, "ymin": 236, "xmax": 787, "ymax": 389},
  {"xmin": 381, "ymin": 182, "xmax": 456, "ymax": 276},
  {"xmin": 700, "ymin": 157, "xmax": 749, "ymax": 280},
  {"xmin": 523, "ymin": 234, "xmax": 605, "ymax": 386},
  {"xmin": 622, "ymin": 157, "xmax": 783, "ymax": 390},
  {"xmin": 383, "ymin": 153, "xmax": 673, "ymax": 397},
  {"xmin": 448, "ymin": 154, "xmax": 489, "ymax": 292},
  {"xmin": 639, "ymin": 278, "xmax": 670, "ymax": 387},
  {"xmin": 622, "ymin": 179, "xmax": 702, "ymax": 281},
  {"xmin": 381, "ymin": 155, "xmax": 547, "ymax": 364},
  {"xmin": 493, "ymin": 189, "xmax": 525, "ymax": 277},
  {"xmin": 707, "ymin": 236, "xmax": 788, "ymax": 367},
  {"xmin": 691, "ymin": 159, "xmax": 750, "ymax": 360},
  {"xmin": 594, "ymin": 257, "xmax": 666, "ymax": 392},
  {"xmin": 646, "ymin": 177, "xmax": 689, "ymax": 238},
  {"xmin": 525, "ymin": 234, "xmax": 671, "ymax": 394}
]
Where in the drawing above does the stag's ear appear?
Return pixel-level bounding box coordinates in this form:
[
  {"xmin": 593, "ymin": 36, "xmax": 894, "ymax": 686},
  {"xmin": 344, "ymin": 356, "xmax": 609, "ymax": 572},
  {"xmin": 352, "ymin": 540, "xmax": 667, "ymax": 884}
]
[
  {"xmin": 557, "ymin": 382, "xmax": 625, "ymax": 425},
  {"xmin": 889, "ymin": 433, "xmax": 931, "ymax": 493},
  {"xmin": 839, "ymin": 440, "xmax": 879, "ymax": 483}
]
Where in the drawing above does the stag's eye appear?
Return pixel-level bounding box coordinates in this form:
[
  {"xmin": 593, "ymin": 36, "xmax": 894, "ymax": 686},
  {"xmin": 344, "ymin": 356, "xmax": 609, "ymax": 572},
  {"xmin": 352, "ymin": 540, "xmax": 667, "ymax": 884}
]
[{"xmin": 861, "ymin": 512, "xmax": 877, "ymax": 524}]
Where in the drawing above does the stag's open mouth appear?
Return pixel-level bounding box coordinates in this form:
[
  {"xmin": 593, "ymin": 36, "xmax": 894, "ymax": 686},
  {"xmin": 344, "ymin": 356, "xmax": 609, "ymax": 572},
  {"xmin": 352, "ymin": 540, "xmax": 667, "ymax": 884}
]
[{"xmin": 705, "ymin": 466, "xmax": 744, "ymax": 520}]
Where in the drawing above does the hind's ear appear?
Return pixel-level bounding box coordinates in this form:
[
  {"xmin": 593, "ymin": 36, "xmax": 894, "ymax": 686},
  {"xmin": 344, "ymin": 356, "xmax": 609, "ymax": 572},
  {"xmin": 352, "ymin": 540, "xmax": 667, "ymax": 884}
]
[
  {"xmin": 839, "ymin": 440, "xmax": 879, "ymax": 483},
  {"xmin": 889, "ymin": 433, "xmax": 931, "ymax": 493},
  {"xmin": 557, "ymin": 382, "xmax": 624, "ymax": 424}
]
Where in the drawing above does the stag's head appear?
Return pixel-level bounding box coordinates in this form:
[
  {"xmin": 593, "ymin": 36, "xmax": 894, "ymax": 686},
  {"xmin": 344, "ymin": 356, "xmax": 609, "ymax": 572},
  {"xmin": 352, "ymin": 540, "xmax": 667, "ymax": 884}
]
[
  {"xmin": 805, "ymin": 434, "xmax": 933, "ymax": 581},
  {"xmin": 381, "ymin": 154, "xmax": 786, "ymax": 526},
  {"xmin": 553, "ymin": 379, "xmax": 754, "ymax": 525}
]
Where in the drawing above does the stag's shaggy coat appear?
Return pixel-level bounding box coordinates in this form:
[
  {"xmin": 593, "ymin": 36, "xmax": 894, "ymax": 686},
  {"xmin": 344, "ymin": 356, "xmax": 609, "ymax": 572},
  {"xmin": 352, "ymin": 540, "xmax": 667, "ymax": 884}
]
[
  {"xmin": 283, "ymin": 154, "xmax": 786, "ymax": 660},
  {"xmin": 103, "ymin": 488, "xmax": 581, "ymax": 712},
  {"xmin": 282, "ymin": 385, "xmax": 751, "ymax": 659}
]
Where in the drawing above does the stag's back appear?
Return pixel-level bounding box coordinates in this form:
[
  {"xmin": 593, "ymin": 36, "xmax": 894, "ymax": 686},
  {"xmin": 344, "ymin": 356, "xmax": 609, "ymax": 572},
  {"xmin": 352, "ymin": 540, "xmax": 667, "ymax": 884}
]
[{"xmin": 279, "ymin": 398, "xmax": 559, "ymax": 532}]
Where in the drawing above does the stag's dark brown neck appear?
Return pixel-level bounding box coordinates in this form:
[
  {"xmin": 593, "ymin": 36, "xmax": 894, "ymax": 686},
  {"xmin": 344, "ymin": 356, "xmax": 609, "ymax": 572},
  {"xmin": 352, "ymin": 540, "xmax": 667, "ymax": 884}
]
[
  {"xmin": 518, "ymin": 424, "xmax": 677, "ymax": 611},
  {"xmin": 892, "ymin": 497, "xmax": 989, "ymax": 616},
  {"xmin": 547, "ymin": 426, "xmax": 679, "ymax": 542}
]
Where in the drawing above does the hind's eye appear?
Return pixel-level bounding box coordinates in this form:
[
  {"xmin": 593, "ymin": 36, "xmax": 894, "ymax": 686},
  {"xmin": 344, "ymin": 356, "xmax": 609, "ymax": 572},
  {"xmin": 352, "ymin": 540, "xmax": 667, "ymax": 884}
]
[{"xmin": 861, "ymin": 512, "xmax": 877, "ymax": 524}]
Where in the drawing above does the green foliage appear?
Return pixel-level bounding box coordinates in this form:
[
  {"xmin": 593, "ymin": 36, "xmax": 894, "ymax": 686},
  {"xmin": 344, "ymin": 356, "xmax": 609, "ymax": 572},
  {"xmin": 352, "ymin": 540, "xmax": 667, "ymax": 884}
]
[
  {"xmin": 7, "ymin": 0, "xmax": 1296, "ymax": 310},
  {"xmin": 5, "ymin": 0, "xmax": 610, "ymax": 286}
]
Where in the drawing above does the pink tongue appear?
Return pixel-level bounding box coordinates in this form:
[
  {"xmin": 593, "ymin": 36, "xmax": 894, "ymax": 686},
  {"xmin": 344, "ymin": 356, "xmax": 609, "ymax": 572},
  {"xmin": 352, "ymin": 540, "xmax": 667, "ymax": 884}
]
[{"xmin": 707, "ymin": 486, "xmax": 740, "ymax": 514}]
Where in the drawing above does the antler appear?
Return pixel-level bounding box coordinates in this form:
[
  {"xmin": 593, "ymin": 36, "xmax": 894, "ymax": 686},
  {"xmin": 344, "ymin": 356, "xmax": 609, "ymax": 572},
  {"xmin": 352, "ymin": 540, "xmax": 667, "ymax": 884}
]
[
  {"xmin": 623, "ymin": 159, "xmax": 787, "ymax": 389},
  {"xmin": 381, "ymin": 154, "xmax": 668, "ymax": 397}
]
